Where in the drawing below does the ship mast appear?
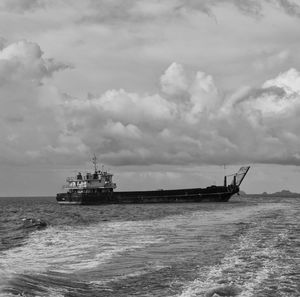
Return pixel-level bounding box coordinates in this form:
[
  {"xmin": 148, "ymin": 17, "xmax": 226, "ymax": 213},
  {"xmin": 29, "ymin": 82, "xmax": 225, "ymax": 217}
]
[{"xmin": 92, "ymin": 154, "xmax": 98, "ymax": 172}]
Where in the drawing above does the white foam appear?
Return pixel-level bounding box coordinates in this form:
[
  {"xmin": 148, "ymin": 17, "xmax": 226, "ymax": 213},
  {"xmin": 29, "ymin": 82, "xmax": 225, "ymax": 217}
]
[
  {"xmin": 90, "ymin": 261, "xmax": 168, "ymax": 286},
  {"xmin": 0, "ymin": 221, "xmax": 165, "ymax": 278},
  {"xmin": 0, "ymin": 202, "xmax": 291, "ymax": 296},
  {"xmin": 0, "ymin": 203, "xmax": 286, "ymax": 275},
  {"xmin": 175, "ymin": 205, "xmax": 294, "ymax": 297}
]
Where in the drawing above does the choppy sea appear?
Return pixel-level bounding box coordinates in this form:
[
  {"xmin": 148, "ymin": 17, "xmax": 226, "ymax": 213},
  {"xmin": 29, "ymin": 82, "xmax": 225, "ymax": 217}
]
[{"xmin": 0, "ymin": 196, "xmax": 299, "ymax": 297}]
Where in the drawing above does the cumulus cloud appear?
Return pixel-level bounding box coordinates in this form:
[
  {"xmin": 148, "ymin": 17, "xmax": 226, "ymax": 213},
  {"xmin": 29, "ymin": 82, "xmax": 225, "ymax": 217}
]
[
  {"xmin": 160, "ymin": 62, "xmax": 188, "ymax": 96},
  {"xmin": 0, "ymin": 40, "xmax": 78, "ymax": 166},
  {"xmin": 1, "ymin": 39, "xmax": 300, "ymax": 169},
  {"xmin": 263, "ymin": 68, "xmax": 300, "ymax": 94},
  {"xmin": 0, "ymin": 40, "xmax": 70, "ymax": 85},
  {"xmin": 160, "ymin": 63, "xmax": 220, "ymax": 116},
  {"xmin": 0, "ymin": 39, "xmax": 74, "ymax": 166},
  {"xmin": 55, "ymin": 64, "xmax": 300, "ymax": 167}
]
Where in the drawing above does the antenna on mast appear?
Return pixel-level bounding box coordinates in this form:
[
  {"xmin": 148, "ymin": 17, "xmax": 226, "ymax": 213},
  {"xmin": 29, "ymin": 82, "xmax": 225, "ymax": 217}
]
[
  {"xmin": 223, "ymin": 164, "xmax": 227, "ymax": 187},
  {"xmin": 92, "ymin": 154, "xmax": 98, "ymax": 172}
]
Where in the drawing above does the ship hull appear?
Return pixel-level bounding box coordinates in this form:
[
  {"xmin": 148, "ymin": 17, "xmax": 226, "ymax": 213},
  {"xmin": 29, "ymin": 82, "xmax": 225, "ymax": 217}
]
[{"xmin": 56, "ymin": 186, "xmax": 239, "ymax": 205}]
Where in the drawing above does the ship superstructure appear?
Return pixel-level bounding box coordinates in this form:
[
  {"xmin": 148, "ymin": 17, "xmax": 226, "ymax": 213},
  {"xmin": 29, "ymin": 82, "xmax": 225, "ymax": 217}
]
[
  {"xmin": 64, "ymin": 156, "xmax": 116, "ymax": 193},
  {"xmin": 59, "ymin": 156, "xmax": 116, "ymax": 203}
]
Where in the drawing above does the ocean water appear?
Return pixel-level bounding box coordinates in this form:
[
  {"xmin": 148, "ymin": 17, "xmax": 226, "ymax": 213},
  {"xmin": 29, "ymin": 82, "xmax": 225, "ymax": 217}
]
[{"xmin": 0, "ymin": 196, "xmax": 299, "ymax": 297}]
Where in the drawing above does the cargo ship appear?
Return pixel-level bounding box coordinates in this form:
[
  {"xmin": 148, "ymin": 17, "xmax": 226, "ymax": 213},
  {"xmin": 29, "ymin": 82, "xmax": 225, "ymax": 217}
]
[{"xmin": 56, "ymin": 157, "xmax": 250, "ymax": 205}]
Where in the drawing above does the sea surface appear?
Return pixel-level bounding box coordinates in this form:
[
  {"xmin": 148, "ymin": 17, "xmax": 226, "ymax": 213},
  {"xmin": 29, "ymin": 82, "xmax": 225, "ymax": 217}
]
[{"xmin": 0, "ymin": 196, "xmax": 299, "ymax": 297}]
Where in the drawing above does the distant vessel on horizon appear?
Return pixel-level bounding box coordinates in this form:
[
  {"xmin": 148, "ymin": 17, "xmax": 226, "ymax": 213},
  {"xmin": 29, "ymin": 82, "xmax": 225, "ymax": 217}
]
[{"xmin": 56, "ymin": 156, "xmax": 250, "ymax": 205}]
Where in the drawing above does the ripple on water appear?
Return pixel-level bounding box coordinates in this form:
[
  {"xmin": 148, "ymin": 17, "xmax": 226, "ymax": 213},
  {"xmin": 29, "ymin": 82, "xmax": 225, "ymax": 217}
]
[
  {"xmin": 0, "ymin": 198, "xmax": 299, "ymax": 297},
  {"xmin": 176, "ymin": 205, "xmax": 300, "ymax": 297}
]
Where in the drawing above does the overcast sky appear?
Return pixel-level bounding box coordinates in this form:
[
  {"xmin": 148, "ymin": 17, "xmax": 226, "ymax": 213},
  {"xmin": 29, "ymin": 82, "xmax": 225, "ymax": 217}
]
[{"xmin": 1, "ymin": 0, "xmax": 300, "ymax": 196}]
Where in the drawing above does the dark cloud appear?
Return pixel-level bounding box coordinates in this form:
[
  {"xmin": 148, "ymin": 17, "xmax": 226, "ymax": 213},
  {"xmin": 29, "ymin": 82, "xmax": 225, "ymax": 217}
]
[
  {"xmin": 1, "ymin": 0, "xmax": 300, "ymax": 22},
  {"xmin": 0, "ymin": 37, "xmax": 8, "ymax": 50},
  {"xmin": 228, "ymin": 0, "xmax": 263, "ymax": 17},
  {"xmin": 4, "ymin": 115, "xmax": 24, "ymax": 123},
  {"xmin": 276, "ymin": 0, "xmax": 300, "ymax": 18},
  {"xmin": 78, "ymin": 0, "xmax": 300, "ymax": 26},
  {"xmin": 0, "ymin": 0, "xmax": 45, "ymax": 13},
  {"xmin": 238, "ymin": 86, "xmax": 287, "ymax": 103}
]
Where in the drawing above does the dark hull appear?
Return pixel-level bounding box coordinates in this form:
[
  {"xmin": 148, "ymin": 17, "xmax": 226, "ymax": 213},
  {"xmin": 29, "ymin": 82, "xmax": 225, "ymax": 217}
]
[{"xmin": 56, "ymin": 185, "xmax": 239, "ymax": 205}]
